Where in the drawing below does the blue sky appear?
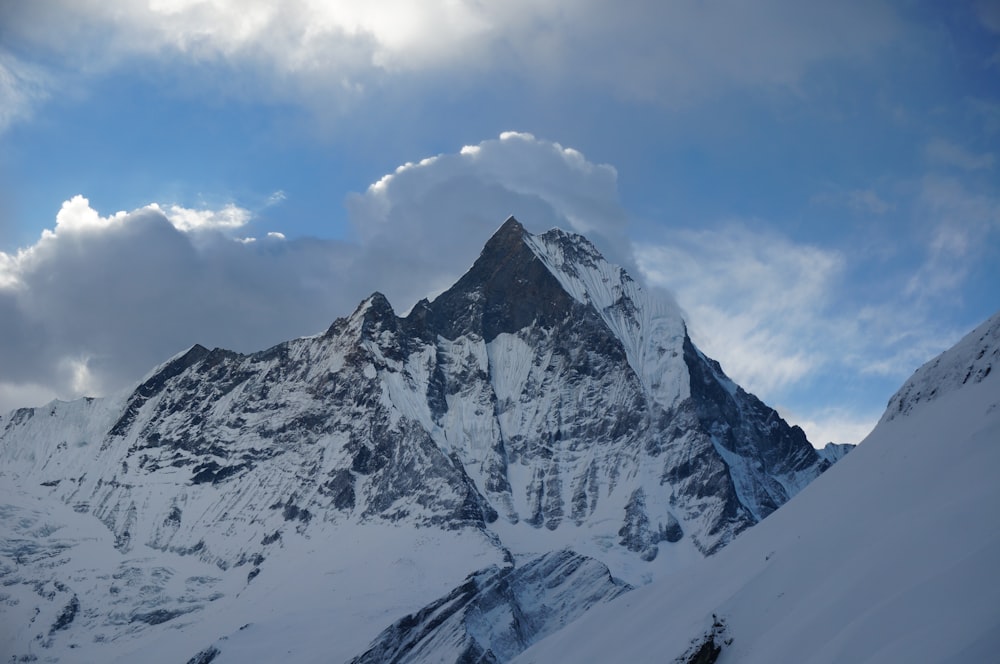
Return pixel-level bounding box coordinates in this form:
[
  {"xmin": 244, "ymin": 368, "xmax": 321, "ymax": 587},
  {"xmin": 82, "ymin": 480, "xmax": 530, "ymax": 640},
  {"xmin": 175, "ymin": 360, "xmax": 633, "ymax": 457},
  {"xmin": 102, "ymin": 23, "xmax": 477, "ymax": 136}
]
[{"xmin": 1, "ymin": 0, "xmax": 998, "ymax": 444}]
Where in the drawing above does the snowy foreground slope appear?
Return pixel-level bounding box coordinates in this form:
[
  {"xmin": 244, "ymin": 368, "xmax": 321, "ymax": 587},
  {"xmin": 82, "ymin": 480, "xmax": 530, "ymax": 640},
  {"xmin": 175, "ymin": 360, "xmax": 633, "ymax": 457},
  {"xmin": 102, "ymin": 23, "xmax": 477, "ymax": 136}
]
[
  {"xmin": 0, "ymin": 218, "xmax": 845, "ymax": 663},
  {"xmin": 517, "ymin": 312, "xmax": 1000, "ymax": 664}
]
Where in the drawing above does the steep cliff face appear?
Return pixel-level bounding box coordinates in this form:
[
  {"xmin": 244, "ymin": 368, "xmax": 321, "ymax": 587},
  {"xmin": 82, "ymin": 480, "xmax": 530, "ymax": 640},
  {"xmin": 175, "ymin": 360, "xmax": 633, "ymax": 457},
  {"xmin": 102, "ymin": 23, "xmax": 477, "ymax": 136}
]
[{"xmin": 0, "ymin": 217, "xmax": 841, "ymax": 663}]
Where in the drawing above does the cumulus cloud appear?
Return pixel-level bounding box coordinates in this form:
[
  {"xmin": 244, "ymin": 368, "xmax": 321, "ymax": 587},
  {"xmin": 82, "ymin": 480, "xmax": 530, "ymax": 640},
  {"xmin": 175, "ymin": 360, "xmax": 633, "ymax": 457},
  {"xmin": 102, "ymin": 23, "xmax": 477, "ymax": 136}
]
[
  {"xmin": 0, "ymin": 196, "xmax": 354, "ymax": 413},
  {"xmin": 0, "ymin": 133, "xmax": 632, "ymax": 413},
  {"xmin": 0, "ymin": 0, "xmax": 901, "ymax": 131},
  {"xmin": 346, "ymin": 131, "xmax": 631, "ymax": 305},
  {"xmin": 154, "ymin": 202, "xmax": 251, "ymax": 232},
  {"xmin": 31, "ymin": 195, "xmax": 253, "ymax": 240}
]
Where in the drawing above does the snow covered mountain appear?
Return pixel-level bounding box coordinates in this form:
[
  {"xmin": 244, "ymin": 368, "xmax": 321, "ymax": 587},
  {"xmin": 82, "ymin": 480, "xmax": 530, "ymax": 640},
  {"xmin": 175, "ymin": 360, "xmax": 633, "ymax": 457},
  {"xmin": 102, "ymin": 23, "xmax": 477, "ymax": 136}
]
[
  {"xmin": 516, "ymin": 310, "xmax": 1000, "ymax": 664},
  {"xmin": 0, "ymin": 217, "xmax": 842, "ymax": 663}
]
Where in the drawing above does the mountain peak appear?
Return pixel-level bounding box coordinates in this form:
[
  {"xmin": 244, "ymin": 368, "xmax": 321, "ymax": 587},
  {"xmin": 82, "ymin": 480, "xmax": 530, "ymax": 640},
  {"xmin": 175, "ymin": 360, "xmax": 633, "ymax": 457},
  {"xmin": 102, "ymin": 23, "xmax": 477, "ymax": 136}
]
[
  {"xmin": 476, "ymin": 215, "xmax": 527, "ymax": 263},
  {"xmin": 0, "ymin": 215, "xmax": 851, "ymax": 664},
  {"xmin": 499, "ymin": 215, "xmax": 524, "ymax": 234},
  {"xmin": 361, "ymin": 291, "xmax": 394, "ymax": 313},
  {"xmin": 419, "ymin": 217, "xmax": 577, "ymax": 342}
]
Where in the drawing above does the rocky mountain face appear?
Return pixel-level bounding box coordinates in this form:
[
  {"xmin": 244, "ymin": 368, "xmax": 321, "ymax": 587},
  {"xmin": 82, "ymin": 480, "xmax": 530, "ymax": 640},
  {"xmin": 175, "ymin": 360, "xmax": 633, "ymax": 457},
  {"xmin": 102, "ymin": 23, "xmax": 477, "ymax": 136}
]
[
  {"xmin": 514, "ymin": 311, "xmax": 1000, "ymax": 664},
  {"xmin": 0, "ymin": 217, "xmax": 843, "ymax": 663}
]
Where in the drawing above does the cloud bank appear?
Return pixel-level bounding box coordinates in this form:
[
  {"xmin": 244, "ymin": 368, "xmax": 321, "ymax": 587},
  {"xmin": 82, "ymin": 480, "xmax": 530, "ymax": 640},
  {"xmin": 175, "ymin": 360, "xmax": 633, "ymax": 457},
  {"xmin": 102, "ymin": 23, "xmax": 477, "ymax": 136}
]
[
  {"xmin": 0, "ymin": 133, "xmax": 631, "ymax": 413},
  {"xmin": 0, "ymin": 0, "xmax": 901, "ymax": 131},
  {"xmin": 2, "ymin": 131, "xmax": 993, "ymax": 446}
]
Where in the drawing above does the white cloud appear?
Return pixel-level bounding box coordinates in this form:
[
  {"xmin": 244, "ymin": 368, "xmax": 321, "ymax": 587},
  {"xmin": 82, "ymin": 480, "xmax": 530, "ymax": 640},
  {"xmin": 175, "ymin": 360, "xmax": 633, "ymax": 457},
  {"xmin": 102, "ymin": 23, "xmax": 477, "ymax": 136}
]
[
  {"xmin": 635, "ymin": 225, "xmax": 844, "ymax": 396},
  {"xmin": 638, "ymin": 177, "xmax": 999, "ymax": 399},
  {"xmin": 31, "ymin": 195, "xmax": 252, "ymax": 239},
  {"xmin": 0, "ymin": 0, "xmax": 902, "ymax": 131},
  {"xmin": 0, "ymin": 133, "xmax": 630, "ymax": 413},
  {"xmin": 632, "ymin": 216, "xmax": 989, "ymax": 445},
  {"xmin": 154, "ymin": 202, "xmax": 251, "ymax": 232},
  {"xmin": 50, "ymin": 194, "xmax": 129, "ymax": 234},
  {"xmin": 345, "ymin": 131, "xmax": 632, "ymax": 308},
  {"xmin": 0, "ymin": 195, "xmax": 354, "ymax": 413}
]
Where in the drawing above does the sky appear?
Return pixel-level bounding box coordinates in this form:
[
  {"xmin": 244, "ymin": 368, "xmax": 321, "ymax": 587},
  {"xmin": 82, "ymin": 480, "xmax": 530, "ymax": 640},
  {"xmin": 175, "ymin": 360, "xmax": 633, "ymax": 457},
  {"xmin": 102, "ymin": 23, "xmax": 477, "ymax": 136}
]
[{"xmin": 0, "ymin": 1, "xmax": 998, "ymax": 445}]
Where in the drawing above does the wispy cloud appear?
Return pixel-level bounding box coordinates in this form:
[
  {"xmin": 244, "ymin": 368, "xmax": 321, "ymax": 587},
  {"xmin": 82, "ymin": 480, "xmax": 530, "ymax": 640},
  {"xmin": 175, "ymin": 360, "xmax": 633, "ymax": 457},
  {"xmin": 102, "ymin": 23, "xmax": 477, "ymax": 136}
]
[
  {"xmin": 786, "ymin": 407, "xmax": 881, "ymax": 447},
  {"xmin": 812, "ymin": 188, "xmax": 894, "ymax": 215},
  {"xmin": 976, "ymin": 0, "xmax": 1000, "ymax": 33},
  {"xmin": 904, "ymin": 175, "xmax": 1000, "ymax": 302},
  {"xmin": 0, "ymin": 51, "xmax": 51, "ymax": 133},
  {"xmin": 925, "ymin": 138, "xmax": 995, "ymax": 171},
  {"xmin": 633, "ymin": 202, "xmax": 993, "ymax": 445},
  {"xmin": 635, "ymin": 226, "xmax": 844, "ymax": 396},
  {"xmin": 847, "ymin": 189, "xmax": 894, "ymax": 215},
  {"xmin": 974, "ymin": 0, "xmax": 1000, "ymax": 66}
]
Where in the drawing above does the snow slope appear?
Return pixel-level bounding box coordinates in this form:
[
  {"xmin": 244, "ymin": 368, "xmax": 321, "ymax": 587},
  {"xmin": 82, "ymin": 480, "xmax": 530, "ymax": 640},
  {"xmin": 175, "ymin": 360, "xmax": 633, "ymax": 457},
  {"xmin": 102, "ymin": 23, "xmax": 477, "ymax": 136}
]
[{"xmin": 516, "ymin": 311, "xmax": 1000, "ymax": 663}]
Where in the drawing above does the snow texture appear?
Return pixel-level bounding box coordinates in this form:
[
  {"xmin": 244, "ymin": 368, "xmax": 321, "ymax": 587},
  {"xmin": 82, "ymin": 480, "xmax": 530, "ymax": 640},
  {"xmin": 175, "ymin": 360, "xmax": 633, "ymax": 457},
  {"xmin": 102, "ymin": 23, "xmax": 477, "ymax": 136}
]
[{"xmin": 516, "ymin": 310, "xmax": 1000, "ymax": 664}]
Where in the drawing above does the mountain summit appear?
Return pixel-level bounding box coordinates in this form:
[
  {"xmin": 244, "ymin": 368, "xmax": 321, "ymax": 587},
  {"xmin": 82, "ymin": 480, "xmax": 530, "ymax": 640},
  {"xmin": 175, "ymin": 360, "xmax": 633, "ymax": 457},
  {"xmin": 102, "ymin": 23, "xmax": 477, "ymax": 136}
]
[{"xmin": 0, "ymin": 218, "xmax": 843, "ymax": 663}]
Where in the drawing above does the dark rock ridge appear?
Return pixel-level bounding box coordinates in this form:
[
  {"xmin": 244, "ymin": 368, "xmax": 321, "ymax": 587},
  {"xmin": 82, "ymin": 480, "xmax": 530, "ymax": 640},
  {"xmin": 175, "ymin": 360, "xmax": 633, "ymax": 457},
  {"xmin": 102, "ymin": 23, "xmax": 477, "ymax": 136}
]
[
  {"xmin": 0, "ymin": 216, "xmax": 844, "ymax": 572},
  {"xmin": 350, "ymin": 550, "xmax": 631, "ymax": 664}
]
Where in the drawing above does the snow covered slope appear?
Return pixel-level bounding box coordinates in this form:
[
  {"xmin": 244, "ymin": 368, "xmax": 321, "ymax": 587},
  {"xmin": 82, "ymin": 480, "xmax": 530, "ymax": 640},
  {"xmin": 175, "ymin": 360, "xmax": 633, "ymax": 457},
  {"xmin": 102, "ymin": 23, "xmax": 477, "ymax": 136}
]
[
  {"xmin": 516, "ymin": 311, "xmax": 1000, "ymax": 664},
  {"xmin": 0, "ymin": 217, "xmax": 845, "ymax": 663}
]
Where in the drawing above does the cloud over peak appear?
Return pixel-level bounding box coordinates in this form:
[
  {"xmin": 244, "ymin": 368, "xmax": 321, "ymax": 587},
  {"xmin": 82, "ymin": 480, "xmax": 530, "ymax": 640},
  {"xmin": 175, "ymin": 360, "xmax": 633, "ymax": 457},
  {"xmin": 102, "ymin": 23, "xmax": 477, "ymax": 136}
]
[
  {"xmin": 0, "ymin": 133, "xmax": 630, "ymax": 414},
  {"xmin": 1, "ymin": 130, "xmax": 989, "ymax": 447}
]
